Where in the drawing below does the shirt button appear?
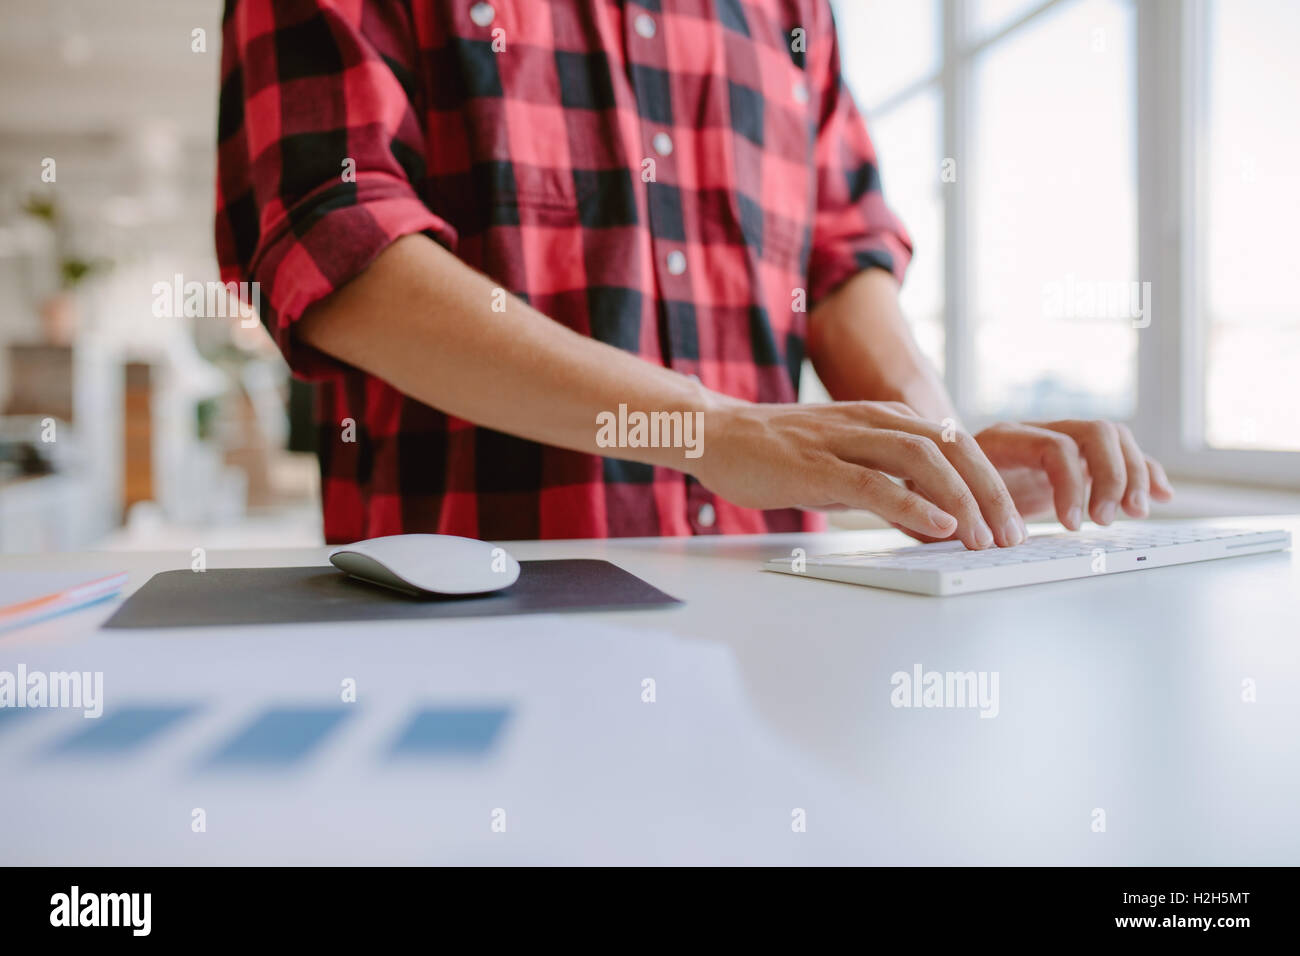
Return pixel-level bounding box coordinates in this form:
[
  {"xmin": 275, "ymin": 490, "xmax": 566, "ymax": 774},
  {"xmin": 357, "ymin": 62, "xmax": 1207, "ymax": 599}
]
[
  {"xmin": 792, "ymin": 82, "xmax": 810, "ymax": 104},
  {"xmin": 666, "ymin": 250, "xmax": 687, "ymax": 275},
  {"xmin": 634, "ymin": 13, "xmax": 657, "ymax": 39},
  {"xmin": 469, "ymin": 2, "xmax": 495, "ymax": 27},
  {"xmin": 696, "ymin": 502, "xmax": 717, "ymax": 529},
  {"xmin": 652, "ymin": 131, "xmax": 674, "ymax": 156}
]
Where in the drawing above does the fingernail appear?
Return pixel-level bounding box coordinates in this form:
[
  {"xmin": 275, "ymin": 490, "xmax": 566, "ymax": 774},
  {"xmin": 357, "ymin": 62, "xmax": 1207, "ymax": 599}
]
[
  {"xmin": 1132, "ymin": 489, "xmax": 1149, "ymax": 515},
  {"xmin": 1018, "ymin": 515, "xmax": 1029, "ymax": 538},
  {"xmin": 975, "ymin": 521, "xmax": 994, "ymax": 548},
  {"xmin": 1098, "ymin": 501, "xmax": 1117, "ymax": 524},
  {"xmin": 1067, "ymin": 506, "xmax": 1082, "ymax": 530},
  {"xmin": 1001, "ymin": 519, "xmax": 1024, "ymax": 547},
  {"xmin": 931, "ymin": 509, "xmax": 958, "ymax": 534}
]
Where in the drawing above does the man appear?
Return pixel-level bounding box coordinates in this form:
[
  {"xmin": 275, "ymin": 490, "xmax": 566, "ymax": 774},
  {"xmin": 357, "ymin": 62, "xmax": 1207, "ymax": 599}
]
[{"xmin": 215, "ymin": 0, "xmax": 1172, "ymax": 548}]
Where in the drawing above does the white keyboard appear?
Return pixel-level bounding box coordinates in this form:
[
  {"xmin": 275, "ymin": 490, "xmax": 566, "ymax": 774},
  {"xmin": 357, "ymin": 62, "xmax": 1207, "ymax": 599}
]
[{"xmin": 764, "ymin": 525, "xmax": 1292, "ymax": 596}]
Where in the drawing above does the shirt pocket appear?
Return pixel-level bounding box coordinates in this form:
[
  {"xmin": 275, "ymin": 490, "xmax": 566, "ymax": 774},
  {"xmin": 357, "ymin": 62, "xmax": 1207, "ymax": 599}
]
[{"xmin": 441, "ymin": 1, "xmax": 599, "ymax": 213}]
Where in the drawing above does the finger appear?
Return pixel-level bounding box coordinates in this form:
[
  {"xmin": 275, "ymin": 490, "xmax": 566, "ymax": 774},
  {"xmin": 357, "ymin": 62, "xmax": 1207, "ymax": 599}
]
[
  {"xmin": 877, "ymin": 401, "xmax": 915, "ymax": 416},
  {"xmin": 901, "ymin": 421, "xmax": 1025, "ymax": 547},
  {"xmin": 998, "ymin": 466, "xmax": 1057, "ymax": 521},
  {"xmin": 980, "ymin": 423, "xmax": 1088, "ymax": 530},
  {"xmin": 887, "ymin": 520, "xmax": 956, "ymax": 544},
  {"xmin": 1114, "ymin": 424, "xmax": 1151, "ymax": 517},
  {"xmin": 1145, "ymin": 455, "xmax": 1175, "ymax": 501},
  {"xmin": 836, "ymin": 429, "xmax": 995, "ymax": 550},
  {"xmin": 892, "ymin": 479, "xmax": 964, "ymax": 544},
  {"xmin": 1040, "ymin": 421, "xmax": 1126, "ymax": 525},
  {"xmin": 823, "ymin": 462, "xmax": 958, "ymax": 539}
]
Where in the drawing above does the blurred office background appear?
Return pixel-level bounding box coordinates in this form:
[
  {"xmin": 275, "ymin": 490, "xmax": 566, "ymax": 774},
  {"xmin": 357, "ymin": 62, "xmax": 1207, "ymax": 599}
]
[
  {"xmin": 0, "ymin": 0, "xmax": 319, "ymax": 551},
  {"xmin": 0, "ymin": 0, "xmax": 1295, "ymax": 552}
]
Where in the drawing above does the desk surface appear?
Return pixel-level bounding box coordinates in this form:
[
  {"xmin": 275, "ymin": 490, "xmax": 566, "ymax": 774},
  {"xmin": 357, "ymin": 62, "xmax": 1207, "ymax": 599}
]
[{"xmin": 2, "ymin": 516, "xmax": 1298, "ymax": 865}]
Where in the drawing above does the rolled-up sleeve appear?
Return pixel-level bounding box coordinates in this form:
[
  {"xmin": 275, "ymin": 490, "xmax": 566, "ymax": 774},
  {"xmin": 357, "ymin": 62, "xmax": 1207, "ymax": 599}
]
[
  {"xmin": 805, "ymin": 2, "xmax": 913, "ymax": 308},
  {"xmin": 214, "ymin": 0, "xmax": 457, "ymax": 379}
]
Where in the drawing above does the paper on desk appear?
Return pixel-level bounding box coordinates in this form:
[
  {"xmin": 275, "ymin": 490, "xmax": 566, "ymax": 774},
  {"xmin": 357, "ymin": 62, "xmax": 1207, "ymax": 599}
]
[{"xmin": 0, "ymin": 616, "xmax": 877, "ymax": 864}]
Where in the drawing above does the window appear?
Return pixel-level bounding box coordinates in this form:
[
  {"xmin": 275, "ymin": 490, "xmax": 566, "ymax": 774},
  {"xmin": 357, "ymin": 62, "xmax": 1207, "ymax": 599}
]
[
  {"xmin": 972, "ymin": 0, "xmax": 1052, "ymax": 40},
  {"xmin": 970, "ymin": 0, "xmax": 1137, "ymax": 421},
  {"xmin": 870, "ymin": 88, "xmax": 946, "ymax": 374},
  {"xmin": 833, "ymin": 0, "xmax": 945, "ymax": 375},
  {"xmin": 1202, "ymin": 0, "xmax": 1300, "ymax": 453},
  {"xmin": 829, "ymin": 0, "xmax": 1299, "ymax": 487}
]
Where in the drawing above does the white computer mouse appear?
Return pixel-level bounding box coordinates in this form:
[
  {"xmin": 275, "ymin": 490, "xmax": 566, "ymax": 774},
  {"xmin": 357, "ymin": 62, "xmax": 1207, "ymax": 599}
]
[{"xmin": 328, "ymin": 534, "xmax": 520, "ymax": 596}]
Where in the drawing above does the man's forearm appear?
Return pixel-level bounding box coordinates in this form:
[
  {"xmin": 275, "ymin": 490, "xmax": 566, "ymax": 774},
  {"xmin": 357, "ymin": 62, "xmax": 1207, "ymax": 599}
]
[
  {"xmin": 295, "ymin": 237, "xmax": 1045, "ymax": 546},
  {"xmin": 297, "ymin": 233, "xmax": 725, "ymax": 471},
  {"xmin": 806, "ymin": 267, "xmax": 956, "ymax": 422}
]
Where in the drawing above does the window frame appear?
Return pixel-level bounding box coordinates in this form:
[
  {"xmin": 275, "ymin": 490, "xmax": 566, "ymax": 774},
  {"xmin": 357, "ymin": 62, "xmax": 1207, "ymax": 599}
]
[
  {"xmin": 859, "ymin": 0, "xmax": 1300, "ymax": 488},
  {"xmin": 1135, "ymin": 0, "xmax": 1298, "ymax": 485}
]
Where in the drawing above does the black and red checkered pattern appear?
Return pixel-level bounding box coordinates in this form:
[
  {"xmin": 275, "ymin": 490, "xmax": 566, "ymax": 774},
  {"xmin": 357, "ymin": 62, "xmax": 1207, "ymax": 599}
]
[{"xmin": 215, "ymin": 0, "xmax": 911, "ymax": 542}]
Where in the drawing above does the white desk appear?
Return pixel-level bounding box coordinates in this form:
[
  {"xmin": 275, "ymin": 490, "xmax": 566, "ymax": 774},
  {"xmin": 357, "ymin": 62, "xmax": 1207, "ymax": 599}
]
[{"xmin": 2, "ymin": 516, "xmax": 1298, "ymax": 865}]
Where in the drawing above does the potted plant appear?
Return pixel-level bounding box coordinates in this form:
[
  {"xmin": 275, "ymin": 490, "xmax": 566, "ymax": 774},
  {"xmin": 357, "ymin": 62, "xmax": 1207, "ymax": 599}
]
[{"xmin": 22, "ymin": 195, "xmax": 111, "ymax": 346}]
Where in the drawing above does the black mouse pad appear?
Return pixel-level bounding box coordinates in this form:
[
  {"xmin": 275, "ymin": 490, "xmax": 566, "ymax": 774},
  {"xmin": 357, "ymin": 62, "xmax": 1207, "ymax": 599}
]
[{"xmin": 101, "ymin": 560, "xmax": 681, "ymax": 629}]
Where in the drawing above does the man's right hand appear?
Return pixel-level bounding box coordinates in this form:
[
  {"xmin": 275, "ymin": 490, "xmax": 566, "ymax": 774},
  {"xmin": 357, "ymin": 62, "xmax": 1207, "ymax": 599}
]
[{"xmin": 696, "ymin": 400, "xmax": 1027, "ymax": 550}]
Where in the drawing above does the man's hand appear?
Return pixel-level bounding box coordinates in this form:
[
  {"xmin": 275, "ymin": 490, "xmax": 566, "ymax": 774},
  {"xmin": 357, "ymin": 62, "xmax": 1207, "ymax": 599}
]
[
  {"xmin": 698, "ymin": 400, "xmax": 1028, "ymax": 550},
  {"xmin": 805, "ymin": 271, "xmax": 1175, "ymax": 543},
  {"xmin": 974, "ymin": 420, "xmax": 1174, "ymax": 530}
]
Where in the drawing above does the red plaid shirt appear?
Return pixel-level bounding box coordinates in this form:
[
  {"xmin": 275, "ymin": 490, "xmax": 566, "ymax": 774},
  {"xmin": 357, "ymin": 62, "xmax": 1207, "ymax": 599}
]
[{"xmin": 215, "ymin": 0, "xmax": 911, "ymax": 542}]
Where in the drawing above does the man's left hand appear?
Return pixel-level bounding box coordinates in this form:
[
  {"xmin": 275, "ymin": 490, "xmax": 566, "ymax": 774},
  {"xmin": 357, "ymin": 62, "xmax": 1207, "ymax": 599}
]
[{"xmin": 974, "ymin": 420, "xmax": 1175, "ymax": 531}]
